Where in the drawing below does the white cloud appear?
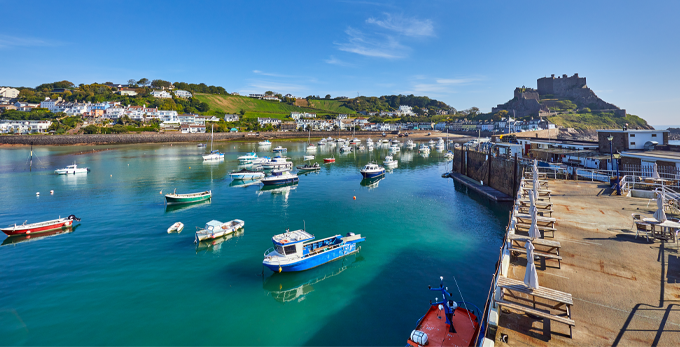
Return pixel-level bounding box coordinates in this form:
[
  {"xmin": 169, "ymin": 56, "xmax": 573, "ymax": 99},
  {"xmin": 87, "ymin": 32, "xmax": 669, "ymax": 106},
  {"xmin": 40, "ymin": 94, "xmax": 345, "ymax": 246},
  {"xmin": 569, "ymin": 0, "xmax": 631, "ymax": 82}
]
[
  {"xmin": 366, "ymin": 13, "xmax": 434, "ymax": 37},
  {"xmin": 436, "ymin": 78, "xmax": 478, "ymax": 85},
  {"xmin": 335, "ymin": 27, "xmax": 408, "ymax": 59},
  {"xmin": 324, "ymin": 55, "xmax": 353, "ymax": 67},
  {"xmin": 400, "ymin": 76, "xmax": 483, "ymax": 96},
  {"xmin": 0, "ymin": 35, "xmax": 62, "ymax": 49},
  {"xmin": 252, "ymin": 70, "xmax": 298, "ymax": 78}
]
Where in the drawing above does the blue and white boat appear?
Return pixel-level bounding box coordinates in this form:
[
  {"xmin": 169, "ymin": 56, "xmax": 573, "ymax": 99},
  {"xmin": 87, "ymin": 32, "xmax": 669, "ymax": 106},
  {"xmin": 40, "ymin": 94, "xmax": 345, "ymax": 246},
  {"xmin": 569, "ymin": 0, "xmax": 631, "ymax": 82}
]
[
  {"xmin": 261, "ymin": 156, "xmax": 292, "ymax": 170},
  {"xmin": 263, "ymin": 228, "xmax": 365, "ymax": 272},
  {"xmin": 238, "ymin": 152, "xmax": 258, "ymax": 164},
  {"xmin": 258, "ymin": 139, "xmax": 272, "ymax": 146},
  {"xmin": 261, "ymin": 170, "xmax": 299, "ymax": 185},
  {"xmin": 360, "ymin": 162, "xmax": 386, "ymax": 179},
  {"xmin": 273, "ymin": 146, "xmax": 287, "ymax": 153}
]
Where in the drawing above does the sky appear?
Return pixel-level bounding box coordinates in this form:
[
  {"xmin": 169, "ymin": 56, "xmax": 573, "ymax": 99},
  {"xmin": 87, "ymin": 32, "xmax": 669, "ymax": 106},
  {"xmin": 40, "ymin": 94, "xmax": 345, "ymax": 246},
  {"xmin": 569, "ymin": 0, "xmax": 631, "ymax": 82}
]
[{"xmin": 1, "ymin": 0, "xmax": 679, "ymax": 124}]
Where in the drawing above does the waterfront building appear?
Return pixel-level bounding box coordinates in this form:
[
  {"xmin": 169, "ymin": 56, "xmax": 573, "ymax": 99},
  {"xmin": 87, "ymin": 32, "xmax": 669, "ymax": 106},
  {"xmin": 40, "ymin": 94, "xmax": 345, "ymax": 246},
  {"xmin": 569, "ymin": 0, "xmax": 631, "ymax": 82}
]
[
  {"xmin": 0, "ymin": 120, "xmax": 52, "ymax": 134},
  {"xmin": 597, "ymin": 129, "xmax": 669, "ymax": 152}
]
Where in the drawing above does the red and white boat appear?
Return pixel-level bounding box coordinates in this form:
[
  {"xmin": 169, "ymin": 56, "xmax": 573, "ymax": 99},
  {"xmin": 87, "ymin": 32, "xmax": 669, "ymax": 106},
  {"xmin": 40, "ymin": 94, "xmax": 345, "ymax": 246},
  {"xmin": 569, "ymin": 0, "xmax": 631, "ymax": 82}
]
[
  {"xmin": 407, "ymin": 277, "xmax": 482, "ymax": 347},
  {"xmin": 324, "ymin": 157, "xmax": 336, "ymax": 163},
  {"xmin": 2, "ymin": 215, "xmax": 81, "ymax": 237}
]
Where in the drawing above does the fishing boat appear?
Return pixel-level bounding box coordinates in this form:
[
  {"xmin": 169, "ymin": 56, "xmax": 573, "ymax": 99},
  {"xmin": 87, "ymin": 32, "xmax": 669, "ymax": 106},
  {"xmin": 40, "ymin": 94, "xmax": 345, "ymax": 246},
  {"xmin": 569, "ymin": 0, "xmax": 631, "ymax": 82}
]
[
  {"xmin": 195, "ymin": 219, "xmax": 245, "ymax": 243},
  {"xmin": 55, "ymin": 163, "xmax": 89, "ymax": 175},
  {"xmin": 202, "ymin": 124, "xmax": 225, "ymax": 161},
  {"xmin": 389, "ymin": 144, "xmax": 401, "ymax": 152},
  {"xmin": 383, "ymin": 155, "xmax": 398, "ymax": 166},
  {"xmin": 405, "ymin": 140, "xmax": 416, "ymax": 149},
  {"xmin": 340, "ymin": 145, "xmax": 352, "ymax": 152},
  {"xmin": 259, "ymin": 139, "xmax": 272, "ymax": 146},
  {"xmin": 444, "ymin": 151, "xmax": 454, "ymax": 160},
  {"xmin": 2, "ymin": 214, "xmax": 81, "ymax": 237},
  {"xmin": 165, "ymin": 189, "xmax": 212, "ymax": 204},
  {"xmin": 230, "ymin": 168, "xmax": 265, "ymax": 180},
  {"xmin": 262, "ymin": 227, "xmax": 365, "ymax": 272},
  {"xmin": 261, "ymin": 170, "xmax": 299, "ymax": 185},
  {"xmin": 419, "ymin": 144, "xmax": 431, "ymax": 153},
  {"xmin": 261, "ymin": 156, "xmax": 293, "ymax": 170},
  {"xmin": 406, "ymin": 277, "xmax": 482, "ymax": 347},
  {"xmin": 167, "ymin": 222, "xmax": 184, "ymax": 233},
  {"xmin": 296, "ymin": 163, "xmax": 321, "ymax": 172},
  {"xmin": 303, "ymin": 155, "xmax": 315, "ymax": 160},
  {"xmin": 237, "ymin": 152, "xmax": 258, "ymax": 164},
  {"xmin": 273, "ymin": 146, "xmax": 287, "ymax": 153},
  {"xmin": 360, "ymin": 162, "xmax": 386, "ymax": 178},
  {"xmin": 252, "ymin": 156, "xmax": 271, "ymax": 165}
]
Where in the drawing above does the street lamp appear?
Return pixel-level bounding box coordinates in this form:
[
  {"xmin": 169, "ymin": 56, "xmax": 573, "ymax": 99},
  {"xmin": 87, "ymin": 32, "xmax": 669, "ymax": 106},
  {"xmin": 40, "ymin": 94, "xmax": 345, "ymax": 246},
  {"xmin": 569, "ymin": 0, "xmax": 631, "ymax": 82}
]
[{"xmin": 607, "ymin": 135, "xmax": 621, "ymax": 195}]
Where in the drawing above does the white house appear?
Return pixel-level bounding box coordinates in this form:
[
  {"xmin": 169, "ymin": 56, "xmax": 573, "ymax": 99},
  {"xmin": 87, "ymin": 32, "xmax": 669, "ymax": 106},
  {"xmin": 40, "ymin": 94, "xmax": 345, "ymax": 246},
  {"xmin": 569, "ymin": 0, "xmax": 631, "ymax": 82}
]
[
  {"xmin": 0, "ymin": 87, "xmax": 20, "ymax": 98},
  {"xmin": 262, "ymin": 95, "xmax": 281, "ymax": 102},
  {"xmin": 151, "ymin": 90, "xmax": 172, "ymax": 99},
  {"xmin": 337, "ymin": 114, "xmax": 349, "ymax": 120},
  {"xmin": 224, "ymin": 114, "xmax": 240, "ymax": 122},
  {"xmin": 257, "ymin": 117, "xmax": 281, "ymax": 126},
  {"xmin": 0, "ymin": 120, "xmax": 51, "ymax": 134},
  {"xmin": 118, "ymin": 88, "xmax": 138, "ymax": 96},
  {"xmin": 398, "ymin": 105, "xmax": 414, "ymax": 115},
  {"xmin": 174, "ymin": 90, "xmax": 192, "ymax": 98},
  {"xmin": 180, "ymin": 124, "xmax": 206, "ymax": 133},
  {"xmin": 249, "ymin": 94, "xmax": 265, "ymax": 98}
]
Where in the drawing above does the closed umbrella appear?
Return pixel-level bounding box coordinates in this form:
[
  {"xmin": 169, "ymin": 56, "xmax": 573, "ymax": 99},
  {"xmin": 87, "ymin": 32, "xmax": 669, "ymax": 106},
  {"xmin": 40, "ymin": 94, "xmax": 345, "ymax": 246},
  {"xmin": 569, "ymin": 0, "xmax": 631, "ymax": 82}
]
[
  {"xmin": 528, "ymin": 192, "xmax": 541, "ymax": 239},
  {"xmin": 533, "ymin": 166, "xmax": 539, "ymax": 201},
  {"xmin": 652, "ymin": 163, "xmax": 660, "ymax": 179},
  {"xmin": 524, "ymin": 241, "xmax": 539, "ymax": 290},
  {"xmin": 653, "ymin": 191, "xmax": 667, "ymax": 222}
]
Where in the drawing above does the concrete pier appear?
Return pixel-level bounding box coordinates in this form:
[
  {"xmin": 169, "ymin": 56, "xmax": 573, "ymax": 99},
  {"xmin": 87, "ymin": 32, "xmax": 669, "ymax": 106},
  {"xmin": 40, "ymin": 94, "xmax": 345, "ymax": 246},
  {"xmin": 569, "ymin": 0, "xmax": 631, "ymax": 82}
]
[{"xmin": 495, "ymin": 180, "xmax": 680, "ymax": 346}]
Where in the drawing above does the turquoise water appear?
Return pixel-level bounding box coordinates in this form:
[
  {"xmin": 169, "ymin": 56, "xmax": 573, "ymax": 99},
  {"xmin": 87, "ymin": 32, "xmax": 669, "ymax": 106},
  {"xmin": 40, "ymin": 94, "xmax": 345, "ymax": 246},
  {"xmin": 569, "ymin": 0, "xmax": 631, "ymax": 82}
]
[{"xmin": 0, "ymin": 141, "xmax": 509, "ymax": 346}]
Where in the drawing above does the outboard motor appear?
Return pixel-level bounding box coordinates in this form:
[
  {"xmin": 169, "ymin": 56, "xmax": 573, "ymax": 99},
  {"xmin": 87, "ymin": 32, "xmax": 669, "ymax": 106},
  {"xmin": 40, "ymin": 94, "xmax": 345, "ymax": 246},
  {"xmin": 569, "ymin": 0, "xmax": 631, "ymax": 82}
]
[{"xmin": 67, "ymin": 215, "xmax": 81, "ymax": 222}]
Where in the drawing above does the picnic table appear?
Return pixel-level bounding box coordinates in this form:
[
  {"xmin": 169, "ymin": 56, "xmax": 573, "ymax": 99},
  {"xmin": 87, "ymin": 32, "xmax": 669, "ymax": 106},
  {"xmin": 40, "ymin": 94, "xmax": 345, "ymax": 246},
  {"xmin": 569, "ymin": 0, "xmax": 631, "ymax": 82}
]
[
  {"xmin": 516, "ymin": 213, "xmax": 556, "ymax": 226},
  {"xmin": 518, "ymin": 205, "xmax": 554, "ymax": 217},
  {"xmin": 508, "ymin": 234, "xmax": 562, "ymax": 268},
  {"xmin": 496, "ymin": 276, "xmax": 575, "ymax": 338},
  {"xmin": 523, "ymin": 180, "xmax": 550, "ymax": 189},
  {"xmin": 515, "ymin": 222, "xmax": 557, "ymax": 238},
  {"xmin": 642, "ymin": 218, "xmax": 680, "ymax": 243}
]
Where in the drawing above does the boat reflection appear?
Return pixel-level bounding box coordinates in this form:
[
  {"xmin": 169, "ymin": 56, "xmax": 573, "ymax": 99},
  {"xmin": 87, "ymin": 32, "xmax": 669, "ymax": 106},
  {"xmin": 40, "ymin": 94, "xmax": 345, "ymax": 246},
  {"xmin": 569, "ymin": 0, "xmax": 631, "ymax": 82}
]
[
  {"xmin": 195, "ymin": 230, "xmax": 243, "ymax": 254},
  {"xmin": 263, "ymin": 253, "xmax": 363, "ymax": 303},
  {"xmin": 164, "ymin": 199, "xmax": 211, "ymax": 213},
  {"xmin": 2, "ymin": 224, "xmax": 80, "ymax": 246},
  {"xmin": 360, "ymin": 176, "xmax": 385, "ymax": 190},
  {"xmin": 229, "ymin": 180, "xmax": 261, "ymax": 188},
  {"xmin": 257, "ymin": 183, "xmax": 298, "ymax": 201}
]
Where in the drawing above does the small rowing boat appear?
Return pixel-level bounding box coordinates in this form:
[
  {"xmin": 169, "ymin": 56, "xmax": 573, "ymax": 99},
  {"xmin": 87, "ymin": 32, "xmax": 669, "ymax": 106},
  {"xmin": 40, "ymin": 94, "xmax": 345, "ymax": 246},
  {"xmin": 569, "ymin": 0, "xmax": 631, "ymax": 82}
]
[
  {"xmin": 2, "ymin": 215, "xmax": 81, "ymax": 237},
  {"xmin": 165, "ymin": 189, "xmax": 212, "ymax": 204},
  {"xmin": 195, "ymin": 219, "xmax": 245, "ymax": 242},
  {"xmin": 167, "ymin": 222, "xmax": 184, "ymax": 233}
]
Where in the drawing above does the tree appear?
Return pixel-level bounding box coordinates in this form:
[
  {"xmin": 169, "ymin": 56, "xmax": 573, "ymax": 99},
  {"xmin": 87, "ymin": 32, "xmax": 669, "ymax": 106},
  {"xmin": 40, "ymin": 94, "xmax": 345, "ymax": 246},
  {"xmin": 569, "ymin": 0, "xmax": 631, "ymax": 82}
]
[
  {"xmin": 325, "ymin": 94, "xmax": 331, "ymax": 99},
  {"xmin": 265, "ymin": 91, "xmax": 274, "ymax": 96},
  {"xmin": 138, "ymin": 78, "xmax": 149, "ymax": 86},
  {"xmin": 128, "ymin": 79, "xmax": 137, "ymax": 86},
  {"xmin": 494, "ymin": 110, "xmax": 508, "ymax": 121},
  {"xmin": 151, "ymin": 79, "xmax": 171, "ymax": 89},
  {"xmin": 239, "ymin": 109, "xmax": 246, "ymax": 116}
]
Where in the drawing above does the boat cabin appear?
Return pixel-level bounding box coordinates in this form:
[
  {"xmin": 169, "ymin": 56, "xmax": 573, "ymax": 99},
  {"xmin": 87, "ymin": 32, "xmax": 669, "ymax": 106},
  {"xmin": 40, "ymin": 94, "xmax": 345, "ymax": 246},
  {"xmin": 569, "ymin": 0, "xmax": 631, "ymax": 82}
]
[
  {"xmin": 363, "ymin": 163, "xmax": 381, "ymax": 171},
  {"xmin": 271, "ymin": 229, "xmax": 347, "ymax": 258},
  {"xmin": 204, "ymin": 220, "xmax": 223, "ymax": 232}
]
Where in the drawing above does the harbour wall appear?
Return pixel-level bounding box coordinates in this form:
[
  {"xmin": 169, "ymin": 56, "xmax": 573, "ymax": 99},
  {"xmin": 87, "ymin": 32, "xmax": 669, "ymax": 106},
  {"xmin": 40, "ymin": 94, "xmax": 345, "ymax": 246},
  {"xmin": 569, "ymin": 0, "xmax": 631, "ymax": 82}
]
[
  {"xmin": 0, "ymin": 131, "xmax": 369, "ymax": 146},
  {"xmin": 452, "ymin": 148, "xmax": 521, "ymax": 197}
]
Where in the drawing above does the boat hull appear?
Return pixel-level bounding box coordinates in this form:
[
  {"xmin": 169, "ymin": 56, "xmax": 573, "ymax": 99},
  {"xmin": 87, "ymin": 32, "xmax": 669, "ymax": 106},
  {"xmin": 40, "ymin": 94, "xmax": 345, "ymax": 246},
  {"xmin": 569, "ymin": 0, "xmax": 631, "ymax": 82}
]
[
  {"xmin": 2, "ymin": 219, "xmax": 73, "ymax": 237},
  {"xmin": 264, "ymin": 241, "xmax": 362, "ymax": 272},
  {"xmin": 261, "ymin": 177, "xmax": 299, "ymax": 185},
  {"xmin": 361, "ymin": 170, "xmax": 385, "ymax": 179},
  {"xmin": 324, "ymin": 158, "xmax": 335, "ymax": 163},
  {"xmin": 230, "ymin": 173, "xmax": 265, "ymax": 180},
  {"xmin": 165, "ymin": 193, "xmax": 212, "ymax": 204}
]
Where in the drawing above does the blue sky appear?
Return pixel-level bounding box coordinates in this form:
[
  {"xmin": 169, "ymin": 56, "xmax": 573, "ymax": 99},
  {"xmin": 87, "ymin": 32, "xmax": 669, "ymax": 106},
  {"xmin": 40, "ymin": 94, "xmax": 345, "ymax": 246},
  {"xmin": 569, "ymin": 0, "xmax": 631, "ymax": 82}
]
[{"xmin": 1, "ymin": 0, "xmax": 678, "ymax": 124}]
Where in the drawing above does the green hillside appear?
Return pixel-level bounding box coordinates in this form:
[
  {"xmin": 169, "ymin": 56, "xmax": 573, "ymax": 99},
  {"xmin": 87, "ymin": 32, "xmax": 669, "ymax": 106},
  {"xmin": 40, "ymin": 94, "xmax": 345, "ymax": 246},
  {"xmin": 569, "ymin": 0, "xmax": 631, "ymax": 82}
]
[
  {"xmin": 195, "ymin": 94, "xmax": 355, "ymax": 120},
  {"xmin": 547, "ymin": 112, "xmax": 649, "ymax": 131}
]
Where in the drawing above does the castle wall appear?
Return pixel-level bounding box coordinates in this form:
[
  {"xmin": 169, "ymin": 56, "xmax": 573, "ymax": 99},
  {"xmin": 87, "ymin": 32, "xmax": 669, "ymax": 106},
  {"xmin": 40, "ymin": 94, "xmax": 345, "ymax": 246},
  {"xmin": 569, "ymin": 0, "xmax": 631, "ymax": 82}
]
[{"xmin": 537, "ymin": 73, "xmax": 586, "ymax": 95}]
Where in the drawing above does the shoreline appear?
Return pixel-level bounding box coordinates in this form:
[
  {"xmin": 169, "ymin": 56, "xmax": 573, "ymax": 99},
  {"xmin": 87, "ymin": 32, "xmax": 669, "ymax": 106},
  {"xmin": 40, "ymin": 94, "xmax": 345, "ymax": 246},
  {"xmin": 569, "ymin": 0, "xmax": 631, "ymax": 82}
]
[{"xmin": 0, "ymin": 131, "xmax": 473, "ymax": 147}]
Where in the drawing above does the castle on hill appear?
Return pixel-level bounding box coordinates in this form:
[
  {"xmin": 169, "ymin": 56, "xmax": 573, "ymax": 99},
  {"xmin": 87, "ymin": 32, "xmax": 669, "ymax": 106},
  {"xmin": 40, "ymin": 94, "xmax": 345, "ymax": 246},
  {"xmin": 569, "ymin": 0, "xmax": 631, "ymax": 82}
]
[{"xmin": 492, "ymin": 73, "xmax": 626, "ymax": 118}]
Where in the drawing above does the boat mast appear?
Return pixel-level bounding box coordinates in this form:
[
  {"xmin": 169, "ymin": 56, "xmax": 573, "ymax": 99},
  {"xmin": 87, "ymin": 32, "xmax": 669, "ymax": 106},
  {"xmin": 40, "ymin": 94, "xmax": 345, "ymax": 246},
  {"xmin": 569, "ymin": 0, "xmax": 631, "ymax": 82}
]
[{"xmin": 210, "ymin": 124, "xmax": 214, "ymax": 152}]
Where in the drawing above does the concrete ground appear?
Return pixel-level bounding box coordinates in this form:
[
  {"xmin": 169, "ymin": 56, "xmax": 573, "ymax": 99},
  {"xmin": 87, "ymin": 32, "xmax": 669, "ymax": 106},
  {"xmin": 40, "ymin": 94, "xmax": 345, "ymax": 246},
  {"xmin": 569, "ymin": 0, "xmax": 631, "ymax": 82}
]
[{"xmin": 495, "ymin": 180, "xmax": 680, "ymax": 346}]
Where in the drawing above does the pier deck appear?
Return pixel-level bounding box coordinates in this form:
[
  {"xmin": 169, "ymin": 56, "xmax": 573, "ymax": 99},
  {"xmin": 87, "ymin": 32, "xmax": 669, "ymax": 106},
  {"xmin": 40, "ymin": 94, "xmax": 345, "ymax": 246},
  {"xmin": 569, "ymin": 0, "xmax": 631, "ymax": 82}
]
[
  {"xmin": 450, "ymin": 172, "xmax": 513, "ymax": 201},
  {"xmin": 495, "ymin": 180, "xmax": 680, "ymax": 346}
]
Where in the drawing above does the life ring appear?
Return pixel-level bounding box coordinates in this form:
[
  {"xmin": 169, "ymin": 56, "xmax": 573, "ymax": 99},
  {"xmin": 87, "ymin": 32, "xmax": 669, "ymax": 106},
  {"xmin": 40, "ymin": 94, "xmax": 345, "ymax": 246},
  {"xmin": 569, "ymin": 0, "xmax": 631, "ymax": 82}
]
[{"xmin": 282, "ymin": 239, "xmax": 288, "ymax": 243}]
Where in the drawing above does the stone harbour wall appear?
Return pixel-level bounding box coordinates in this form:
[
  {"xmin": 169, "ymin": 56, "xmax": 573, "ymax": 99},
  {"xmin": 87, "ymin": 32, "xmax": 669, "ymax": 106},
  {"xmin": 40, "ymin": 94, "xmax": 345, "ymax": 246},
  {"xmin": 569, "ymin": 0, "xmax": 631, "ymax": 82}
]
[{"xmin": 452, "ymin": 148, "xmax": 521, "ymax": 197}]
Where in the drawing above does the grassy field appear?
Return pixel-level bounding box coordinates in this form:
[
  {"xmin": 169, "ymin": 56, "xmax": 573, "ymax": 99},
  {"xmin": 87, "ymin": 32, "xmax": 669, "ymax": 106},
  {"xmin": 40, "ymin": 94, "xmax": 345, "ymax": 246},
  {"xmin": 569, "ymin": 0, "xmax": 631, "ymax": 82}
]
[
  {"xmin": 195, "ymin": 94, "xmax": 356, "ymax": 119},
  {"xmin": 548, "ymin": 112, "xmax": 649, "ymax": 131}
]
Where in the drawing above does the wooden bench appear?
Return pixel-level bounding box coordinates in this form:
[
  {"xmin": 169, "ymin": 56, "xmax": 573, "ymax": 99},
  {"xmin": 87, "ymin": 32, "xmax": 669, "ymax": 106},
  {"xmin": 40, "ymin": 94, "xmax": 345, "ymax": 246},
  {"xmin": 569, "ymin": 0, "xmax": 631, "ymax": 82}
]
[
  {"xmin": 518, "ymin": 206, "xmax": 554, "ymax": 217},
  {"xmin": 521, "ymin": 188, "xmax": 552, "ymax": 198},
  {"xmin": 496, "ymin": 276, "xmax": 575, "ymax": 338},
  {"xmin": 508, "ymin": 245, "xmax": 563, "ymax": 268},
  {"xmin": 516, "ymin": 213, "xmax": 556, "ymax": 224},
  {"xmin": 515, "ymin": 222, "xmax": 556, "ymax": 238},
  {"xmin": 508, "ymin": 234, "xmax": 561, "ymax": 253},
  {"xmin": 518, "ymin": 200, "xmax": 553, "ymax": 209}
]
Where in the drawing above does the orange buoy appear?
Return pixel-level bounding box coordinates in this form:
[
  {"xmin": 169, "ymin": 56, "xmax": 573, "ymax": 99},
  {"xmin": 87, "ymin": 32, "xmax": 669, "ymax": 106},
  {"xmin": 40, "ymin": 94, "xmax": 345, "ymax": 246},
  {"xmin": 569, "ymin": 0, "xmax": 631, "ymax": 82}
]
[{"xmin": 353, "ymin": 196, "xmax": 356, "ymax": 200}]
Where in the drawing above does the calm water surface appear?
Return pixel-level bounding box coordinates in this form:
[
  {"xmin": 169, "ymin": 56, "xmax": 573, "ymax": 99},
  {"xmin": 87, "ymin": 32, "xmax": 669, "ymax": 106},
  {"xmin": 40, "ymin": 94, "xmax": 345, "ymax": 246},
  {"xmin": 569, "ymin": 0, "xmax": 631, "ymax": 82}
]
[{"xmin": 0, "ymin": 140, "xmax": 508, "ymax": 346}]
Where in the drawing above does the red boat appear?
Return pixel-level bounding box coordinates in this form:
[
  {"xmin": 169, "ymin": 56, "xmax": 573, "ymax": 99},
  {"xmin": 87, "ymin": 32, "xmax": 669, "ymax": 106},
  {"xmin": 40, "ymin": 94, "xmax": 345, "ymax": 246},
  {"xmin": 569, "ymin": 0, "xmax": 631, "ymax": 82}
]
[
  {"xmin": 407, "ymin": 277, "xmax": 482, "ymax": 347},
  {"xmin": 2, "ymin": 215, "xmax": 80, "ymax": 237},
  {"xmin": 324, "ymin": 157, "xmax": 336, "ymax": 163}
]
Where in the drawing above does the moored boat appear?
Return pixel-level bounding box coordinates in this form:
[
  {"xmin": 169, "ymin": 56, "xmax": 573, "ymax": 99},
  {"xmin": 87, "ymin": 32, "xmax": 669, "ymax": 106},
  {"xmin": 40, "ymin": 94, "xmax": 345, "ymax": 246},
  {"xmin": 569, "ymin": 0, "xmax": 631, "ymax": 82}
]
[
  {"xmin": 195, "ymin": 219, "xmax": 245, "ymax": 243},
  {"xmin": 261, "ymin": 156, "xmax": 293, "ymax": 170},
  {"xmin": 262, "ymin": 228, "xmax": 365, "ymax": 272},
  {"xmin": 273, "ymin": 146, "xmax": 287, "ymax": 153},
  {"xmin": 230, "ymin": 168, "xmax": 265, "ymax": 180},
  {"xmin": 55, "ymin": 163, "xmax": 89, "ymax": 175},
  {"xmin": 202, "ymin": 124, "xmax": 224, "ymax": 161},
  {"xmin": 258, "ymin": 139, "xmax": 272, "ymax": 146},
  {"xmin": 165, "ymin": 190, "xmax": 212, "ymax": 204},
  {"xmin": 261, "ymin": 170, "xmax": 299, "ymax": 185},
  {"xmin": 238, "ymin": 152, "xmax": 258, "ymax": 164},
  {"xmin": 303, "ymin": 155, "xmax": 315, "ymax": 160},
  {"xmin": 167, "ymin": 222, "xmax": 184, "ymax": 233},
  {"xmin": 324, "ymin": 157, "xmax": 336, "ymax": 163},
  {"xmin": 383, "ymin": 155, "xmax": 398, "ymax": 166},
  {"xmin": 360, "ymin": 162, "xmax": 386, "ymax": 178},
  {"xmin": 2, "ymin": 215, "xmax": 81, "ymax": 237},
  {"xmin": 296, "ymin": 163, "xmax": 321, "ymax": 172},
  {"xmin": 406, "ymin": 277, "xmax": 482, "ymax": 347},
  {"xmin": 419, "ymin": 144, "xmax": 431, "ymax": 153}
]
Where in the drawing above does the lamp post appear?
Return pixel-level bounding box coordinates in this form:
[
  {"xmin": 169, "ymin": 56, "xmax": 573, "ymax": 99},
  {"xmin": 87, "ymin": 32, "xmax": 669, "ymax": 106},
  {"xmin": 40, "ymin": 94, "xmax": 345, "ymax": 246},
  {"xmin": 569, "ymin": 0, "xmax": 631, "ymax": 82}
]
[{"xmin": 607, "ymin": 135, "xmax": 621, "ymax": 195}]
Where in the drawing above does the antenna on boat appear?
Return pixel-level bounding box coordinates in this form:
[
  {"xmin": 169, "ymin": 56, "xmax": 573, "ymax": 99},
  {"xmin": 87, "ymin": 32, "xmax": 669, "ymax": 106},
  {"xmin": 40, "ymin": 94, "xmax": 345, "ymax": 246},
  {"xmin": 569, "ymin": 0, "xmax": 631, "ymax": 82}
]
[
  {"xmin": 452, "ymin": 275, "xmax": 475, "ymax": 329},
  {"xmin": 303, "ymin": 220, "xmax": 306, "ymax": 231}
]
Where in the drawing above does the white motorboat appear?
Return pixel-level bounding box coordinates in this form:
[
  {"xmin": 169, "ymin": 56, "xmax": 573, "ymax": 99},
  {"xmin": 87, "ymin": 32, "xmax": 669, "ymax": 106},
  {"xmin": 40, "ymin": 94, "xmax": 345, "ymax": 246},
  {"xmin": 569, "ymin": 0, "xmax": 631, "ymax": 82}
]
[
  {"xmin": 195, "ymin": 219, "xmax": 244, "ymax": 242},
  {"xmin": 167, "ymin": 222, "xmax": 184, "ymax": 233},
  {"xmin": 327, "ymin": 137, "xmax": 333, "ymax": 141},
  {"xmin": 428, "ymin": 139, "xmax": 436, "ymax": 146},
  {"xmin": 444, "ymin": 151, "xmax": 454, "ymax": 160},
  {"xmin": 383, "ymin": 155, "xmax": 398, "ymax": 166},
  {"xmin": 252, "ymin": 157, "xmax": 271, "ymax": 165},
  {"xmin": 238, "ymin": 152, "xmax": 258, "ymax": 164},
  {"xmin": 389, "ymin": 144, "xmax": 400, "ymax": 152},
  {"xmin": 259, "ymin": 140, "xmax": 272, "ymax": 146},
  {"xmin": 366, "ymin": 138, "xmax": 373, "ymax": 144},
  {"xmin": 261, "ymin": 156, "xmax": 293, "ymax": 170},
  {"xmin": 367, "ymin": 144, "xmax": 374, "ymax": 151},
  {"xmin": 230, "ymin": 168, "xmax": 265, "ymax": 180},
  {"xmin": 405, "ymin": 140, "xmax": 415, "ymax": 149},
  {"xmin": 340, "ymin": 145, "xmax": 352, "ymax": 153},
  {"xmin": 304, "ymin": 155, "xmax": 315, "ymax": 160},
  {"xmin": 317, "ymin": 139, "xmax": 327, "ymax": 145},
  {"xmin": 55, "ymin": 163, "xmax": 89, "ymax": 175},
  {"xmin": 435, "ymin": 142, "xmax": 445, "ymax": 150},
  {"xmin": 381, "ymin": 139, "xmax": 390, "ymax": 144},
  {"xmin": 360, "ymin": 162, "xmax": 386, "ymax": 178},
  {"xmin": 419, "ymin": 144, "xmax": 431, "ymax": 153},
  {"xmin": 350, "ymin": 138, "xmax": 360, "ymax": 145},
  {"xmin": 273, "ymin": 146, "xmax": 287, "ymax": 153},
  {"xmin": 261, "ymin": 170, "xmax": 299, "ymax": 185}
]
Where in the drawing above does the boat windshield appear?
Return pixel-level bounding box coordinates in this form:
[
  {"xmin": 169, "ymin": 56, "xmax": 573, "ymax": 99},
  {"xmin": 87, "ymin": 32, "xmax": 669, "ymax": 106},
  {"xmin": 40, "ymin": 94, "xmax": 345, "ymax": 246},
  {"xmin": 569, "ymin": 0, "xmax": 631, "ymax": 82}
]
[
  {"xmin": 275, "ymin": 245, "xmax": 284, "ymax": 254},
  {"xmin": 206, "ymin": 225, "xmax": 214, "ymax": 231}
]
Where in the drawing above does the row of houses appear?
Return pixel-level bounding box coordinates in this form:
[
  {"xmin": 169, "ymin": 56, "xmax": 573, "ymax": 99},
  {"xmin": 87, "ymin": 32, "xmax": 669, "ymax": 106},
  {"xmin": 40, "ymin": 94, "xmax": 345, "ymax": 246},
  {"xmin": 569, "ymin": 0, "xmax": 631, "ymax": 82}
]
[
  {"xmin": 0, "ymin": 120, "xmax": 52, "ymax": 134},
  {"xmin": 248, "ymin": 94, "xmax": 281, "ymax": 102}
]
